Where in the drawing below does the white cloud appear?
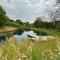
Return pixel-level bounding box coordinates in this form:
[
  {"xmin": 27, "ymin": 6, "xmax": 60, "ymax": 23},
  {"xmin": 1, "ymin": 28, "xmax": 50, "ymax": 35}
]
[{"xmin": 0, "ymin": 0, "xmax": 59, "ymax": 23}]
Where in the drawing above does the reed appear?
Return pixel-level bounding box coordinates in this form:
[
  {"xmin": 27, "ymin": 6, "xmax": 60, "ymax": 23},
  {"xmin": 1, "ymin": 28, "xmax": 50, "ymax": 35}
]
[{"xmin": 0, "ymin": 37, "xmax": 60, "ymax": 60}]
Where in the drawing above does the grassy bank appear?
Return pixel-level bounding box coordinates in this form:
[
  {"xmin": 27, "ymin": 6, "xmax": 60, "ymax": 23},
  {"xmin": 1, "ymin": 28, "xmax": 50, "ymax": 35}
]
[
  {"xmin": 21, "ymin": 27, "xmax": 60, "ymax": 36},
  {"xmin": 30, "ymin": 28, "xmax": 60, "ymax": 36},
  {"xmin": 0, "ymin": 25, "xmax": 60, "ymax": 36},
  {"xmin": 0, "ymin": 26, "xmax": 17, "ymax": 33},
  {"xmin": 0, "ymin": 37, "xmax": 60, "ymax": 60}
]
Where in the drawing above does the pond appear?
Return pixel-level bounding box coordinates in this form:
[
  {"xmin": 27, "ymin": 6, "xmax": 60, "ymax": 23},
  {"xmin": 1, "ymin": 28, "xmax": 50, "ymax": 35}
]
[
  {"xmin": 0, "ymin": 30, "xmax": 48, "ymax": 42},
  {"xmin": 15, "ymin": 30, "xmax": 48, "ymax": 41}
]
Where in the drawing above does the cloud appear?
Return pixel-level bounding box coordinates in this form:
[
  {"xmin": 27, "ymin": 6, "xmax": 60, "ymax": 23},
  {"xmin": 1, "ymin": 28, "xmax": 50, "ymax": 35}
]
[
  {"xmin": 56, "ymin": 0, "xmax": 60, "ymax": 3},
  {"xmin": 0, "ymin": 0, "xmax": 60, "ymax": 23}
]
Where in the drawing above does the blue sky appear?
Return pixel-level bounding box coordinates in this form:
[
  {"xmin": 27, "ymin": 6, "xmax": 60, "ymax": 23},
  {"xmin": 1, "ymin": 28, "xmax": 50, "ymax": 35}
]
[{"xmin": 0, "ymin": 0, "xmax": 60, "ymax": 23}]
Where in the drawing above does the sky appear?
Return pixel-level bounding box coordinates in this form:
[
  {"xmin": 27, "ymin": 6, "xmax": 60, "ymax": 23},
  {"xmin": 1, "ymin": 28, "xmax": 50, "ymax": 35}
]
[{"xmin": 0, "ymin": 0, "xmax": 60, "ymax": 23}]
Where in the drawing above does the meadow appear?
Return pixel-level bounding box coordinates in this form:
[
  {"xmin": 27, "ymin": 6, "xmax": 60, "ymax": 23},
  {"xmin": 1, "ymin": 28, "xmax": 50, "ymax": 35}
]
[{"xmin": 0, "ymin": 36, "xmax": 60, "ymax": 60}]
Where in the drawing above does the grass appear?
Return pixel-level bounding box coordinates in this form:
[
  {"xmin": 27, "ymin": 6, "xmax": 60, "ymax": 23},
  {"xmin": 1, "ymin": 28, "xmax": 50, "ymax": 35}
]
[
  {"xmin": 0, "ymin": 36, "xmax": 60, "ymax": 60},
  {"xmin": 30, "ymin": 27, "xmax": 60, "ymax": 36},
  {"xmin": 0, "ymin": 26, "xmax": 17, "ymax": 33}
]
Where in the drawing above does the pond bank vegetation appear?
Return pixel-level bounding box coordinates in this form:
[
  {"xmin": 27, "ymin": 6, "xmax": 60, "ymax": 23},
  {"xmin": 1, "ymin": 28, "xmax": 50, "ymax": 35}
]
[
  {"xmin": 0, "ymin": 36, "xmax": 60, "ymax": 60},
  {"xmin": 0, "ymin": 26, "xmax": 17, "ymax": 33}
]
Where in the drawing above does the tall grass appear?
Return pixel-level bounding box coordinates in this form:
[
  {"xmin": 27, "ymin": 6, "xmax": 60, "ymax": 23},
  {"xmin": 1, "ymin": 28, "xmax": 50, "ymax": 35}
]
[{"xmin": 0, "ymin": 37, "xmax": 60, "ymax": 60}]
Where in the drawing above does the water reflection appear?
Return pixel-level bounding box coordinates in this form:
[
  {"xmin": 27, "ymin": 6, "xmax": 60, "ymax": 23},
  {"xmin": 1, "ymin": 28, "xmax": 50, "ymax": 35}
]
[
  {"xmin": 0, "ymin": 36, "xmax": 6, "ymax": 42},
  {"xmin": 0, "ymin": 30, "xmax": 48, "ymax": 42},
  {"xmin": 14, "ymin": 30, "xmax": 48, "ymax": 41},
  {"xmin": 15, "ymin": 31, "xmax": 37, "ymax": 41}
]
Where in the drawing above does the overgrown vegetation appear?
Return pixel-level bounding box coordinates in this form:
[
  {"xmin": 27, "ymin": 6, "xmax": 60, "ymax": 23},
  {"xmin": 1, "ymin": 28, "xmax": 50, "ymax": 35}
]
[{"xmin": 0, "ymin": 37, "xmax": 60, "ymax": 60}]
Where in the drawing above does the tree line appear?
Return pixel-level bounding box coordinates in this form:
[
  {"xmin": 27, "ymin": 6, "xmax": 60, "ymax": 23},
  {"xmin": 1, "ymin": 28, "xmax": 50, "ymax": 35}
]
[{"xmin": 33, "ymin": 17, "xmax": 60, "ymax": 29}]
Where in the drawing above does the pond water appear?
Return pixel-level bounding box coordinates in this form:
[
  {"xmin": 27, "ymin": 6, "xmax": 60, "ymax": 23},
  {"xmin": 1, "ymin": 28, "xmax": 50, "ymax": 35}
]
[
  {"xmin": 14, "ymin": 30, "xmax": 48, "ymax": 41},
  {"xmin": 0, "ymin": 30, "xmax": 48, "ymax": 42},
  {"xmin": 15, "ymin": 31, "xmax": 37, "ymax": 41}
]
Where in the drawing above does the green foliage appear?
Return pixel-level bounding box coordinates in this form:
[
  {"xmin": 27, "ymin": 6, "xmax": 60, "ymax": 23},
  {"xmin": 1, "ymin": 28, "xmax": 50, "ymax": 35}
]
[
  {"xmin": 16, "ymin": 20, "xmax": 23, "ymax": 25},
  {"xmin": 24, "ymin": 22, "xmax": 29, "ymax": 25},
  {"xmin": 0, "ymin": 6, "xmax": 6, "ymax": 16},
  {"xmin": 33, "ymin": 17, "xmax": 60, "ymax": 29},
  {"xmin": 33, "ymin": 17, "xmax": 53, "ymax": 28},
  {"xmin": 55, "ymin": 21, "xmax": 60, "ymax": 28},
  {"xmin": 34, "ymin": 17, "xmax": 43, "ymax": 28},
  {"xmin": 0, "ymin": 21, "xmax": 5, "ymax": 27}
]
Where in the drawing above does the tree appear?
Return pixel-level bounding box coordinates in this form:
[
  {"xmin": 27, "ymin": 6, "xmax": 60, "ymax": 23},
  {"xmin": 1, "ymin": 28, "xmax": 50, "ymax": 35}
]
[
  {"xmin": 48, "ymin": 8, "xmax": 60, "ymax": 28},
  {"xmin": 0, "ymin": 6, "xmax": 8, "ymax": 24},
  {"xmin": 16, "ymin": 20, "xmax": 23, "ymax": 25},
  {"xmin": 34, "ymin": 17, "xmax": 43, "ymax": 28},
  {"xmin": 25, "ymin": 22, "xmax": 29, "ymax": 25},
  {"xmin": 0, "ymin": 6, "xmax": 6, "ymax": 16}
]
